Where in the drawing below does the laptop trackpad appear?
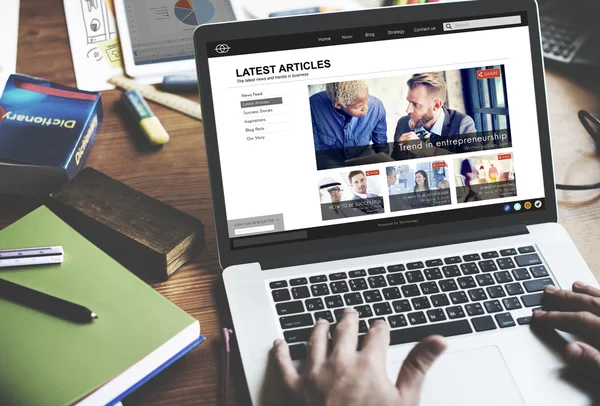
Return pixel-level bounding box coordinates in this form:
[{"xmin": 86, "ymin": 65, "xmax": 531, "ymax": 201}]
[{"xmin": 389, "ymin": 346, "xmax": 524, "ymax": 406}]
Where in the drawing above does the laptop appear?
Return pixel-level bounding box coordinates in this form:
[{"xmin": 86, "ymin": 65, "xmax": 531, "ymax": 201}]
[{"xmin": 193, "ymin": 0, "xmax": 598, "ymax": 404}]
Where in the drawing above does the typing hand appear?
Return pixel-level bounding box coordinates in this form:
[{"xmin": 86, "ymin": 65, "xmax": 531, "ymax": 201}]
[
  {"xmin": 399, "ymin": 131, "xmax": 420, "ymax": 143},
  {"xmin": 532, "ymin": 282, "xmax": 600, "ymax": 371},
  {"xmin": 272, "ymin": 308, "xmax": 447, "ymax": 406}
]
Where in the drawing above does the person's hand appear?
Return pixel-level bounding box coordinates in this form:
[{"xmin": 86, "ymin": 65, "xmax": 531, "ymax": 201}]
[
  {"xmin": 532, "ymin": 281, "xmax": 600, "ymax": 371},
  {"xmin": 399, "ymin": 131, "xmax": 420, "ymax": 143},
  {"xmin": 272, "ymin": 308, "xmax": 447, "ymax": 406}
]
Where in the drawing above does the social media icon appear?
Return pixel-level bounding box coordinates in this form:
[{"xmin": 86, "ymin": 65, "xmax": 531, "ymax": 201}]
[
  {"xmin": 534, "ymin": 200, "xmax": 542, "ymax": 209},
  {"xmin": 503, "ymin": 204, "xmax": 511, "ymax": 213},
  {"xmin": 514, "ymin": 203, "xmax": 522, "ymax": 211},
  {"xmin": 524, "ymin": 202, "xmax": 532, "ymax": 210}
]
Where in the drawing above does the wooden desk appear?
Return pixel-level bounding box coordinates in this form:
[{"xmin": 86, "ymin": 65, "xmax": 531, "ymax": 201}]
[{"xmin": 2, "ymin": 1, "xmax": 600, "ymax": 405}]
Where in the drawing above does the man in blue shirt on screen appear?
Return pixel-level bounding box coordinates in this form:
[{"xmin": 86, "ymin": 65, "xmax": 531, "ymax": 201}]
[{"xmin": 310, "ymin": 80, "xmax": 388, "ymax": 169}]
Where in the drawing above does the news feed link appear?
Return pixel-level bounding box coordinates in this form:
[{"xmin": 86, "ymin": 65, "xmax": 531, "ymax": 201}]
[
  {"xmin": 454, "ymin": 152, "xmax": 517, "ymax": 203},
  {"xmin": 387, "ymin": 161, "xmax": 452, "ymax": 212}
]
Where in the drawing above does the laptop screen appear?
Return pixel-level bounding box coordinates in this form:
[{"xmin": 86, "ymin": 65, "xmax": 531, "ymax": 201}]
[{"xmin": 205, "ymin": 11, "xmax": 546, "ymax": 250}]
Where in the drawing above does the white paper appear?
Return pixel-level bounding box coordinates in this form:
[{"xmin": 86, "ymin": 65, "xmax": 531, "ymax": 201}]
[
  {"xmin": 63, "ymin": 0, "xmax": 124, "ymax": 91},
  {"xmin": 0, "ymin": 0, "xmax": 20, "ymax": 96}
]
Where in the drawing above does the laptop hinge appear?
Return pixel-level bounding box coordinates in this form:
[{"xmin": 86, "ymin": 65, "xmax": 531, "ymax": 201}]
[{"xmin": 261, "ymin": 224, "xmax": 529, "ymax": 270}]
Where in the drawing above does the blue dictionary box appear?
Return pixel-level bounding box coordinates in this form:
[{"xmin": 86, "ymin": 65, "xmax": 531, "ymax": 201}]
[{"xmin": 0, "ymin": 74, "xmax": 102, "ymax": 195}]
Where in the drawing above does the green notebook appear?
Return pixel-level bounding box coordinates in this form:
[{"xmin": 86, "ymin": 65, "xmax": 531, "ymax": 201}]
[{"xmin": 0, "ymin": 206, "xmax": 200, "ymax": 406}]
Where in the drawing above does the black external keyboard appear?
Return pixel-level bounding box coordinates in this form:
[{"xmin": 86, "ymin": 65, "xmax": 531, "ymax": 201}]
[
  {"xmin": 541, "ymin": 16, "xmax": 590, "ymax": 63},
  {"xmin": 268, "ymin": 245, "xmax": 553, "ymax": 361}
]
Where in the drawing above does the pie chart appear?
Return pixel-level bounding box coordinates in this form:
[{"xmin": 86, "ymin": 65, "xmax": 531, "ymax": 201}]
[{"xmin": 174, "ymin": 0, "xmax": 215, "ymax": 26}]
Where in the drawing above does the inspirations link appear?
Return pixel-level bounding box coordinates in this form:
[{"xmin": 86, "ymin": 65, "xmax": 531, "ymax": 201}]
[{"xmin": 236, "ymin": 60, "xmax": 331, "ymax": 77}]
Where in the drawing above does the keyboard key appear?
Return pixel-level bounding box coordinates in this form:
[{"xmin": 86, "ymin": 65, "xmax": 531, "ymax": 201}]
[
  {"xmin": 382, "ymin": 287, "xmax": 402, "ymax": 300},
  {"xmin": 476, "ymin": 274, "xmax": 495, "ymax": 286},
  {"xmin": 270, "ymin": 280, "xmax": 287, "ymax": 289},
  {"xmin": 373, "ymin": 302, "xmax": 393, "ymax": 316},
  {"xmin": 427, "ymin": 308, "xmax": 446, "ymax": 322},
  {"xmin": 463, "ymin": 254, "xmax": 481, "ymax": 262},
  {"xmin": 446, "ymin": 305, "xmax": 466, "ymax": 319},
  {"xmin": 368, "ymin": 267, "xmax": 386, "ymax": 275},
  {"xmin": 330, "ymin": 281, "xmax": 349, "ymax": 294},
  {"xmin": 333, "ymin": 309, "xmax": 346, "ymax": 321},
  {"xmin": 426, "ymin": 259, "xmax": 444, "ymax": 267},
  {"xmin": 359, "ymin": 320, "xmax": 369, "ymax": 333},
  {"xmin": 408, "ymin": 311, "xmax": 427, "ymax": 325},
  {"xmin": 500, "ymin": 248, "xmax": 518, "ymax": 256},
  {"xmin": 368, "ymin": 276, "xmax": 387, "ymax": 289},
  {"xmin": 444, "ymin": 256, "xmax": 462, "ymax": 264},
  {"xmin": 515, "ymin": 254, "xmax": 542, "ymax": 267},
  {"xmin": 450, "ymin": 291, "xmax": 468, "ymax": 304},
  {"xmin": 277, "ymin": 301, "xmax": 305, "ymax": 315},
  {"xmin": 309, "ymin": 275, "xmax": 327, "ymax": 283},
  {"xmin": 350, "ymin": 279, "xmax": 368, "ymax": 291},
  {"xmin": 495, "ymin": 312, "xmax": 516, "ymax": 328},
  {"xmin": 484, "ymin": 300, "xmax": 503, "ymax": 313},
  {"xmin": 392, "ymin": 299, "xmax": 412, "ymax": 313},
  {"xmin": 439, "ymin": 279, "xmax": 458, "ymax": 292},
  {"xmin": 424, "ymin": 268, "xmax": 443, "ymax": 280},
  {"xmin": 387, "ymin": 264, "xmax": 405, "ymax": 273},
  {"xmin": 442, "ymin": 265, "xmax": 461, "ymax": 278},
  {"xmin": 314, "ymin": 310, "xmax": 334, "ymax": 323},
  {"xmin": 290, "ymin": 278, "xmax": 308, "ymax": 286},
  {"xmin": 349, "ymin": 270, "xmax": 367, "ymax": 278},
  {"xmin": 325, "ymin": 295, "xmax": 344, "ymax": 308},
  {"xmin": 486, "ymin": 286, "xmax": 506, "ymax": 299},
  {"xmin": 284, "ymin": 327, "xmax": 312, "ymax": 343},
  {"xmin": 420, "ymin": 281, "xmax": 439, "ymax": 295},
  {"xmin": 272, "ymin": 289, "xmax": 291, "ymax": 302},
  {"xmin": 368, "ymin": 317, "xmax": 386, "ymax": 327},
  {"xmin": 289, "ymin": 344, "xmax": 307, "ymax": 360},
  {"xmin": 329, "ymin": 272, "xmax": 347, "ymax": 280},
  {"xmin": 482, "ymin": 251, "xmax": 499, "ymax": 259},
  {"xmin": 364, "ymin": 290, "xmax": 383, "ymax": 303},
  {"xmin": 389, "ymin": 320, "xmax": 472, "ymax": 345},
  {"xmin": 388, "ymin": 314, "xmax": 408, "ymax": 328},
  {"xmin": 407, "ymin": 261, "xmax": 425, "ymax": 270},
  {"xmin": 305, "ymin": 298, "xmax": 324, "ymax": 311},
  {"xmin": 355, "ymin": 305, "xmax": 373, "ymax": 319},
  {"xmin": 518, "ymin": 246, "xmax": 536, "ymax": 254},
  {"xmin": 502, "ymin": 297, "xmax": 522, "ymax": 310},
  {"xmin": 461, "ymin": 263, "xmax": 479, "ymax": 275},
  {"xmin": 406, "ymin": 271, "xmax": 425, "ymax": 283},
  {"xmin": 512, "ymin": 268, "xmax": 531, "ymax": 281},
  {"xmin": 505, "ymin": 282, "xmax": 524, "ymax": 296},
  {"xmin": 468, "ymin": 288, "xmax": 487, "ymax": 301},
  {"xmin": 431, "ymin": 293, "xmax": 450, "ymax": 307},
  {"xmin": 472, "ymin": 316, "xmax": 497, "ymax": 332},
  {"xmin": 311, "ymin": 284, "xmax": 330, "ymax": 297},
  {"xmin": 496, "ymin": 258, "xmax": 516, "ymax": 270},
  {"xmin": 465, "ymin": 303, "xmax": 484, "ymax": 316},
  {"xmin": 402, "ymin": 284, "xmax": 421, "ymax": 297},
  {"xmin": 280, "ymin": 313, "xmax": 313, "ymax": 329},
  {"xmin": 531, "ymin": 266, "xmax": 549, "ymax": 278},
  {"xmin": 517, "ymin": 316, "xmax": 532, "ymax": 325},
  {"xmin": 478, "ymin": 260, "xmax": 498, "ymax": 273},
  {"xmin": 411, "ymin": 296, "xmax": 431, "ymax": 310},
  {"xmin": 458, "ymin": 276, "xmax": 476, "ymax": 289},
  {"xmin": 344, "ymin": 292, "xmax": 364, "ymax": 306},
  {"xmin": 387, "ymin": 273, "xmax": 406, "ymax": 286},
  {"xmin": 524, "ymin": 278, "xmax": 554, "ymax": 293}
]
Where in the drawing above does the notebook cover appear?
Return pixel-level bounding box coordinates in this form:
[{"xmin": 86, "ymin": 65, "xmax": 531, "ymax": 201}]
[{"xmin": 0, "ymin": 206, "xmax": 198, "ymax": 406}]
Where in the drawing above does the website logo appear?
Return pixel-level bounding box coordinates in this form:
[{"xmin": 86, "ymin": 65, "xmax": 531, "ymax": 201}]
[
  {"xmin": 503, "ymin": 204, "xmax": 511, "ymax": 213},
  {"xmin": 524, "ymin": 201, "xmax": 532, "ymax": 210},
  {"xmin": 534, "ymin": 200, "xmax": 543, "ymax": 209},
  {"xmin": 215, "ymin": 44, "xmax": 231, "ymax": 54},
  {"xmin": 514, "ymin": 203, "xmax": 522, "ymax": 211}
]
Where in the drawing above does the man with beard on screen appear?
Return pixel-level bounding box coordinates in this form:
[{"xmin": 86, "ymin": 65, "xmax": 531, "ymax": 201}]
[{"xmin": 393, "ymin": 72, "xmax": 476, "ymax": 157}]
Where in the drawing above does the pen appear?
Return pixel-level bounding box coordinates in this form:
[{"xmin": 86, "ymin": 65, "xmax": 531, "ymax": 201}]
[
  {"xmin": 160, "ymin": 75, "xmax": 199, "ymax": 93},
  {"xmin": 0, "ymin": 277, "xmax": 97, "ymax": 323}
]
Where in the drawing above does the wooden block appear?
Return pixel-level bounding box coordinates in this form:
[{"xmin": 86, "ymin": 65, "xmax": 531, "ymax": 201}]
[{"xmin": 47, "ymin": 168, "xmax": 204, "ymax": 281}]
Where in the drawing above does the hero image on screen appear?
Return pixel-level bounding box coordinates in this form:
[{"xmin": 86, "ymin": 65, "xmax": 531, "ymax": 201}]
[
  {"xmin": 318, "ymin": 169, "xmax": 384, "ymax": 221},
  {"xmin": 309, "ymin": 66, "xmax": 511, "ymax": 170},
  {"xmin": 386, "ymin": 161, "xmax": 451, "ymax": 212},
  {"xmin": 455, "ymin": 152, "xmax": 517, "ymax": 203}
]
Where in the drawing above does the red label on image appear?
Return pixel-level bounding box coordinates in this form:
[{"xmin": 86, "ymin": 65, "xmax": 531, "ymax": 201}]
[
  {"xmin": 366, "ymin": 170, "xmax": 380, "ymax": 176},
  {"xmin": 498, "ymin": 153, "xmax": 512, "ymax": 160},
  {"xmin": 476, "ymin": 68, "xmax": 501, "ymax": 80},
  {"xmin": 432, "ymin": 161, "xmax": 446, "ymax": 168}
]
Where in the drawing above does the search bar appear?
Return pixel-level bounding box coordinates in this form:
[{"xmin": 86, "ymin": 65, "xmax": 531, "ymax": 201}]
[{"xmin": 443, "ymin": 16, "xmax": 522, "ymax": 32}]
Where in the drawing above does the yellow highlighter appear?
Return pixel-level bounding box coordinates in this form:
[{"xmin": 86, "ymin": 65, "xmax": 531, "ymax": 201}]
[{"xmin": 122, "ymin": 90, "xmax": 170, "ymax": 146}]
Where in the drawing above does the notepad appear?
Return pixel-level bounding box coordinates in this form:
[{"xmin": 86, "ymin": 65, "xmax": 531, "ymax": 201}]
[{"xmin": 0, "ymin": 206, "xmax": 202, "ymax": 406}]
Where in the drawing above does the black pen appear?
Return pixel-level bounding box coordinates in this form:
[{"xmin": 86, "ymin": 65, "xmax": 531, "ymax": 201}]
[{"xmin": 0, "ymin": 277, "xmax": 97, "ymax": 323}]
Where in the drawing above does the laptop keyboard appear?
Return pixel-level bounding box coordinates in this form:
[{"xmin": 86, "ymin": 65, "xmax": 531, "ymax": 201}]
[{"xmin": 268, "ymin": 245, "xmax": 554, "ymax": 360}]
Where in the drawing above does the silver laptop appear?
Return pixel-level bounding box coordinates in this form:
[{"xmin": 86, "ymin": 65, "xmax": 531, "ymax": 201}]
[{"xmin": 194, "ymin": 1, "xmax": 598, "ymax": 404}]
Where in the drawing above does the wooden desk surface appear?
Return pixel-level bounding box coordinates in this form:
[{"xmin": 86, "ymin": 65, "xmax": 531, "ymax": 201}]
[{"xmin": 2, "ymin": 1, "xmax": 600, "ymax": 405}]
